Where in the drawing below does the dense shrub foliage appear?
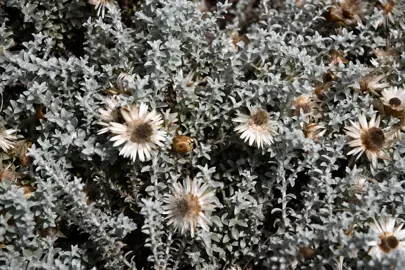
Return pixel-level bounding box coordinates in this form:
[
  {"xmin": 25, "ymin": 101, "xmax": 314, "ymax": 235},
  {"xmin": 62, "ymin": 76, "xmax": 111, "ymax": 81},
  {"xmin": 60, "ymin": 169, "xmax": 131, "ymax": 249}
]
[{"xmin": 1, "ymin": 0, "xmax": 405, "ymax": 269}]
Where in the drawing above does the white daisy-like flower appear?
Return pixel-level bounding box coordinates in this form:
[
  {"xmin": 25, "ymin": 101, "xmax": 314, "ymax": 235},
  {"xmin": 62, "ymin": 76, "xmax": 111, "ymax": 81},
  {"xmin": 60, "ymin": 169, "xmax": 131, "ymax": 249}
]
[
  {"xmin": 163, "ymin": 178, "xmax": 219, "ymax": 237},
  {"xmin": 0, "ymin": 124, "xmax": 18, "ymax": 152},
  {"xmin": 108, "ymin": 103, "xmax": 166, "ymax": 162},
  {"xmin": 233, "ymin": 107, "xmax": 278, "ymax": 149},
  {"xmin": 368, "ymin": 217, "xmax": 405, "ymax": 260},
  {"xmin": 380, "ymin": 86, "xmax": 405, "ymax": 111},
  {"xmin": 88, "ymin": 0, "xmax": 114, "ymax": 18},
  {"xmin": 98, "ymin": 97, "xmax": 120, "ymax": 134},
  {"xmin": 358, "ymin": 74, "xmax": 389, "ymax": 95},
  {"xmin": 345, "ymin": 114, "xmax": 390, "ymax": 167}
]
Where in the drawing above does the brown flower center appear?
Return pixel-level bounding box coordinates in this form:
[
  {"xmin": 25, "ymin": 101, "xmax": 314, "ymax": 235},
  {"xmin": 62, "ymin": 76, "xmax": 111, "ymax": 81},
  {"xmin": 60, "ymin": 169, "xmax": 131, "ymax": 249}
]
[
  {"xmin": 378, "ymin": 234, "xmax": 399, "ymax": 253},
  {"xmin": 389, "ymin": 97, "xmax": 402, "ymax": 107},
  {"xmin": 251, "ymin": 110, "xmax": 269, "ymax": 126},
  {"xmin": 361, "ymin": 127, "xmax": 385, "ymax": 152},
  {"xmin": 387, "ymin": 235, "xmax": 400, "ymax": 249},
  {"xmin": 129, "ymin": 122, "xmax": 153, "ymax": 143},
  {"xmin": 177, "ymin": 194, "xmax": 201, "ymax": 217}
]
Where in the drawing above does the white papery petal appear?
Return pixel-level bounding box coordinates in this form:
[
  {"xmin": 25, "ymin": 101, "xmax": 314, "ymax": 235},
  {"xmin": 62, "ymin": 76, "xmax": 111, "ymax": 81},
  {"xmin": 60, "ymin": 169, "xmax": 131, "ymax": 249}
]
[
  {"xmin": 107, "ymin": 103, "xmax": 166, "ymax": 162},
  {"xmin": 163, "ymin": 177, "xmax": 219, "ymax": 237}
]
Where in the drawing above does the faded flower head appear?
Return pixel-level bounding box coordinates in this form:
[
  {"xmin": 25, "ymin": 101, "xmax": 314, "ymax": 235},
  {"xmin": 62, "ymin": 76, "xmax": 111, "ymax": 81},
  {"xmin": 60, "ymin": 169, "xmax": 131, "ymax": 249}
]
[
  {"xmin": 345, "ymin": 114, "xmax": 390, "ymax": 167},
  {"xmin": 233, "ymin": 107, "xmax": 278, "ymax": 149},
  {"xmin": 88, "ymin": 0, "xmax": 114, "ymax": 18},
  {"xmin": 292, "ymin": 94, "xmax": 319, "ymax": 119},
  {"xmin": 163, "ymin": 178, "xmax": 219, "ymax": 237},
  {"xmin": 368, "ymin": 217, "xmax": 405, "ymax": 260},
  {"xmin": 380, "ymin": 86, "xmax": 405, "ymax": 111},
  {"xmin": 98, "ymin": 97, "xmax": 120, "ymax": 134},
  {"xmin": 0, "ymin": 124, "xmax": 17, "ymax": 152},
  {"xmin": 302, "ymin": 123, "xmax": 326, "ymax": 142},
  {"xmin": 108, "ymin": 103, "xmax": 166, "ymax": 162},
  {"xmin": 328, "ymin": 0, "xmax": 368, "ymax": 26},
  {"xmin": 358, "ymin": 74, "xmax": 389, "ymax": 96}
]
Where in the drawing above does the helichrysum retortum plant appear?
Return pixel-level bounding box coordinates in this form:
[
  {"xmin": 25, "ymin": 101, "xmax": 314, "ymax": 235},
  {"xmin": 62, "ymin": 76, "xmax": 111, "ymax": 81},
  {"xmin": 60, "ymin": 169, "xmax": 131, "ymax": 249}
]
[{"xmin": 1, "ymin": 0, "xmax": 405, "ymax": 269}]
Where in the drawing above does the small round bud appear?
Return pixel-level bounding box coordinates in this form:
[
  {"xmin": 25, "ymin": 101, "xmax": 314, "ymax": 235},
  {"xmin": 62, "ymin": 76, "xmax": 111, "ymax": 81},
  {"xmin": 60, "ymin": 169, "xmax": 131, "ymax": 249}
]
[
  {"xmin": 172, "ymin": 135, "xmax": 194, "ymax": 154},
  {"xmin": 35, "ymin": 104, "xmax": 47, "ymax": 120},
  {"xmin": 299, "ymin": 247, "xmax": 316, "ymax": 259}
]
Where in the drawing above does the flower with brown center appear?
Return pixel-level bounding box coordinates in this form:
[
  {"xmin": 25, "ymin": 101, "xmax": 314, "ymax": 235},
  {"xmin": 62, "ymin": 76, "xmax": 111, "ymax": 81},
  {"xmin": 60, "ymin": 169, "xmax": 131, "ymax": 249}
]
[
  {"xmin": 368, "ymin": 217, "xmax": 405, "ymax": 260},
  {"xmin": 345, "ymin": 114, "xmax": 390, "ymax": 167},
  {"xmin": 108, "ymin": 103, "xmax": 166, "ymax": 162},
  {"xmin": 233, "ymin": 107, "xmax": 278, "ymax": 149},
  {"xmin": 380, "ymin": 86, "xmax": 405, "ymax": 112},
  {"xmin": 163, "ymin": 178, "xmax": 220, "ymax": 237}
]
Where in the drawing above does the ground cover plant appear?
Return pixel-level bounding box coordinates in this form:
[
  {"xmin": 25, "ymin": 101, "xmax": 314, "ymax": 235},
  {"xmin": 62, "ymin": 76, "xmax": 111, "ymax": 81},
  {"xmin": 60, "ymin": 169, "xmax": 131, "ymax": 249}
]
[{"xmin": 1, "ymin": 0, "xmax": 405, "ymax": 269}]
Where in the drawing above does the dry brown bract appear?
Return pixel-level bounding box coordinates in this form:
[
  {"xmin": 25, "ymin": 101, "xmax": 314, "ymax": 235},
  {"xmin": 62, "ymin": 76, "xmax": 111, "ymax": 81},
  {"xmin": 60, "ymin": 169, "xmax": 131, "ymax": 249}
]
[
  {"xmin": 302, "ymin": 123, "xmax": 326, "ymax": 142},
  {"xmin": 356, "ymin": 74, "xmax": 389, "ymax": 96},
  {"xmin": 330, "ymin": 50, "xmax": 349, "ymax": 65},
  {"xmin": 299, "ymin": 247, "xmax": 316, "ymax": 259},
  {"xmin": 292, "ymin": 94, "xmax": 320, "ymax": 119},
  {"xmin": 328, "ymin": 0, "xmax": 368, "ymax": 26}
]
